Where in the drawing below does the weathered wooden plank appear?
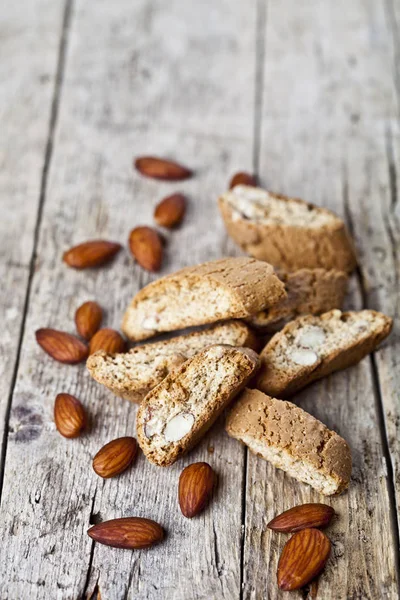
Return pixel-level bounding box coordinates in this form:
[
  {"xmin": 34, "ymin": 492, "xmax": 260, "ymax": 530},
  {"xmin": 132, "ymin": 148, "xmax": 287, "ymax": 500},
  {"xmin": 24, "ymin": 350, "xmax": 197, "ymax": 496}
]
[
  {"xmin": 0, "ymin": 0, "xmax": 257, "ymax": 598},
  {"xmin": 0, "ymin": 0, "xmax": 67, "ymax": 478},
  {"xmin": 242, "ymin": 0, "xmax": 399, "ymax": 598}
]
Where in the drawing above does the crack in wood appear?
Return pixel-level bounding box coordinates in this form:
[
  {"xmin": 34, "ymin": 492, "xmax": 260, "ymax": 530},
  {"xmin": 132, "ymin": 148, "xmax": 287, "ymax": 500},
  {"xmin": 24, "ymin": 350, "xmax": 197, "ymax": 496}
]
[{"xmin": 80, "ymin": 490, "xmax": 98, "ymax": 600}]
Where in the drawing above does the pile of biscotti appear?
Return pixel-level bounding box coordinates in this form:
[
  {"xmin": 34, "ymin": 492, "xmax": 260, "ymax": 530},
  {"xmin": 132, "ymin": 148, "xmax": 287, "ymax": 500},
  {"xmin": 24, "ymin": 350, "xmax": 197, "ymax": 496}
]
[{"xmin": 87, "ymin": 185, "xmax": 393, "ymax": 496}]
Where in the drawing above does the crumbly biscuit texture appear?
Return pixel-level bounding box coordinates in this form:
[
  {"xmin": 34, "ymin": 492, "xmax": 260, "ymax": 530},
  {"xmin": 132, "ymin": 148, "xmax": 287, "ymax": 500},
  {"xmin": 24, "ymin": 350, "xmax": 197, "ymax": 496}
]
[
  {"xmin": 226, "ymin": 388, "xmax": 352, "ymax": 495},
  {"xmin": 122, "ymin": 257, "xmax": 286, "ymax": 341},
  {"xmin": 137, "ymin": 345, "xmax": 260, "ymax": 466},
  {"xmin": 247, "ymin": 268, "xmax": 348, "ymax": 331},
  {"xmin": 256, "ymin": 309, "xmax": 393, "ymax": 397},
  {"xmin": 87, "ymin": 321, "xmax": 259, "ymax": 403},
  {"xmin": 218, "ymin": 185, "xmax": 357, "ymax": 272}
]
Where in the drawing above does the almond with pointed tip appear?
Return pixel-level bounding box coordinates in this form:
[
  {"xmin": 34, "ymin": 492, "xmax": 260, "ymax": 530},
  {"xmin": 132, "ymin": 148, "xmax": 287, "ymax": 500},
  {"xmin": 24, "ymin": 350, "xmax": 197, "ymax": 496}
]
[
  {"xmin": 229, "ymin": 171, "xmax": 257, "ymax": 189},
  {"xmin": 54, "ymin": 393, "xmax": 87, "ymax": 438},
  {"xmin": 134, "ymin": 156, "xmax": 192, "ymax": 180},
  {"xmin": 63, "ymin": 240, "xmax": 121, "ymax": 269},
  {"xmin": 36, "ymin": 328, "xmax": 89, "ymax": 364},
  {"xmin": 87, "ymin": 517, "xmax": 164, "ymax": 549},
  {"xmin": 277, "ymin": 528, "xmax": 331, "ymax": 591},
  {"xmin": 75, "ymin": 301, "xmax": 103, "ymax": 340},
  {"xmin": 154, "ymin": 193, "xmax": 187, "ymax": 228},
  {"xmin": 89, "ymin": 328, "xmax": 126, "ymax": 355},
  {"xmin": 93, "ymin": 437, "xmax": 138, "ymax": 478},
  {"xmin": 268, "ymin": 503, "xmax": 335, "ymax": 533},
  {"xmin": 178, "ymin": 462, "xmax": 216, "ymax": 518},
  {"xmin": 128, "ymin": 226, "xmax": 163, "ymax": 272}
]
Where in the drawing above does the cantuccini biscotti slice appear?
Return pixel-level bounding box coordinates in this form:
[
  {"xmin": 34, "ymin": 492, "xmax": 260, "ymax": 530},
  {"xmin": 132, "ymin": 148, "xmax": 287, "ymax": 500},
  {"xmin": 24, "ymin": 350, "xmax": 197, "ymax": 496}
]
[
  {"xmin": 226, "ymin": 388, "xmax": 351, "ymax": 495},
  {"xmin": 247, "ymin": 268, "xmax": 348, "ymax": 331},
  {"xmin": 218, "ymin": 185, "xmax": 357, "ymax": 272},
  {"xmin": 137, "ymin": 345, "xmax": 260, "ymax": 466},
  {"xmin": 87, "ymin": 321, "xmax": 258, "ymax": 403},
  {"xmin": 122, "ymin": 257, "xmax": 286, "ymax": 341},
  {"xmin": 256, "ymin": 309, "xmax": 392, "ymax": 397}
]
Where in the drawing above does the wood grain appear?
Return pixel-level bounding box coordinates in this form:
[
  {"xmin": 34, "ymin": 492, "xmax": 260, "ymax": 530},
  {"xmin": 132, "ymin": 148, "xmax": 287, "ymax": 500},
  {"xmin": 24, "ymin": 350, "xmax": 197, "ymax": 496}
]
[
  {"xmin": 0, "ymin": 0, "xmax": 399, "ymax": 598},
  {"xmin": 0, "ymin": 0, "xmax": 68, "ymax": 475},
  {"xmin": 241, "ymin": 1, "xmax": 399, "ymax": 598}
]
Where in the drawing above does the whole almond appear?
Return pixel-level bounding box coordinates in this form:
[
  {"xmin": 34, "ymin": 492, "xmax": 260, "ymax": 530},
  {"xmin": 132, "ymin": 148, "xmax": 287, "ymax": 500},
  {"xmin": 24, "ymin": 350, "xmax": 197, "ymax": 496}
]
[
  {"xmin": 277, "ymin": 528, "xmax": 331, "ymax": 591},
  {"xmin": 54, "ymin": 393, "xmax": 87, "ymax": 438},
  {"xmin": 89, "ymin": 328, "xmax": 126, "ymax": 355},
  {"xmin": 268, "ymin": 504, "xmax": 335, "ymax": 533},
  {"xmin": 87, "ymin": 517, "xmax": 164, "ymax": 549},
  {"xmin": 93, "ymin": 437, "xmax": 138, "ymax": 478},
  {"xmin": 178, "ymin": 462, "xmax": 216, "ymax": 518},
  {"xmin": 36, "ymin": 328, "xmax": 89, "ymax": 364},
  {"xmin": 229, "ymin": 171, "xmax": 257, "ymax": 189},
  {"xmin": 134, "ymin": 156, "xmax": 192, "ymax": 181},
  {"xmin": 154, "ymin": 193, "xmax": 186, "ymax": 228},
  {"xmin": 128, "ymin": 226, "xmax": 163, "ymax": 272},
  {"xmin": 75, "ymin": 301, "xmax": 103, "ymax": 340},
  {"xmin": 63, "ymin": 240, "xmax": 121, "ymax": 269}
]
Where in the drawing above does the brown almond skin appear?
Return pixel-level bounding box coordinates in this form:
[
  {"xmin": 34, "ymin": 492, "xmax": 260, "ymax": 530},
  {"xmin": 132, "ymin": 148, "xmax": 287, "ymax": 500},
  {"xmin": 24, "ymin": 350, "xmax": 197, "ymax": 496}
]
[
  {"xmin": 268, "ymin": 504, "xmax": 335, "ymax": 533},
  {"xmin": 93, "ymin": 437, "xmax": 138, "ymax": 478},
  {"xmin": 134, "ymin": 156, "xmax": 192, "ymax": 181},
  {"xmin": 178, "ymin": 462, "xmax": 216, "ymax": 518},
  {"xmin": 54, "ymin": 393, "xmax": 87, "ymax": 438},
  {"xmin": 75, "ymin": 301, "xmax": 103, "ymax": 340},
  {"xmin": 277, "ymin": 528, "xmax": 331, "ymax": 591},
  {"xmin": 36, "ymin": 328, "xmax": 89, "ymax": 364},
  {"xmin": 128, "ymin": 226, "xmax": 163, "ymax": 272},
  {"xmin": 63, "ymin": 240, "xmax": 121, "ymax": 269},
  {"xmin": 88, "ymin": 517, "xmax": 164, "ymax": 549},
  {"xmin": 89, "ymin": 328, "xmax": 126, "ymax": 355},
  {"xmin": 154, "ymin": 193, "xmax": 187, "ymax": 228},
  {"xmin": 229, "ymin": 171, "xmax": 257, "ymax": 189}
]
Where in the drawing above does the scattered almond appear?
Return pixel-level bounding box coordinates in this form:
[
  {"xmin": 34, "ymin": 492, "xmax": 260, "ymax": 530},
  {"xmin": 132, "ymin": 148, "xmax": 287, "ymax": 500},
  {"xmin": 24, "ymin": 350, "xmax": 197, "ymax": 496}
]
[
  {"xmin": 35, "ymin": 328, "xmax": 89, "ymax": 364},
  {"xmin": 268, "ymin": 503, "xmax": 335, "ymax": 533},
  {"xmin": 89, "ymin": 328, "xmax": 126, "ymax": 355},
  {"xmin": 54, "ymin": 393, "xmax": 87, "ymax": 438},
  {"xmin": 178, "ymin": 462, "xmax": 216, "ymax": 518},
  {"xmin": 128, "ymin": 226, "xmax": 163, "ymax": 272},
  {"xmin": 75, "ymin": 301, "xmax": 103, "ymax": 340},
  {"xmin": 63, "ymin": 240, "xmax": 121, "ymax": 269},
  {"xmin": 277, "ymin": 528, "xmax": 331, "ymax": 591},
  {"xmin": 93, "ymin": 437, "xmax": 138, "ymax": 478},
  {"xmin": 229, "ymin": 171, "xmax": 257, "ymax": 189},
  {"xmin": 87, "ymin": 517, "xmax": 164, "ymax": 549},
  {"xmin": 134, "ymin": 156, "xmax": 192, "ymax": 180},
  {"xmin": 154, "ymin": 193, "xmax": 187, "ymax": 228}
]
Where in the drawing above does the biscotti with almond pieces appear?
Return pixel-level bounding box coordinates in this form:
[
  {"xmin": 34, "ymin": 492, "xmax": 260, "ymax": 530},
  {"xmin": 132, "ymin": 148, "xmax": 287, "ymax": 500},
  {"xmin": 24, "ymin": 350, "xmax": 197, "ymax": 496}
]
[
  {"xmin": 137, "ymin": 345, "xmax": 260, "ymax": 466},
  {"xmin": 226, "ymin": 388, "xmax": 352, "ymax": 495},
  {"xmin": 122, "ymin": 256, "xmax": 286, "ymax": 341},
  {"xmin": 87, "ymin": 321, "xmax": 258, "ymax": 403},
  {"xmin": 247, "ymin": 268, "xmax": 348, "ymax": 331},
  {"xmin": 256, "ymin": 309, "xmax": 393, "ymax": 398},
  {"xmin": 218, "ymin": 185, "xmax": 357, "ymax": 272}
]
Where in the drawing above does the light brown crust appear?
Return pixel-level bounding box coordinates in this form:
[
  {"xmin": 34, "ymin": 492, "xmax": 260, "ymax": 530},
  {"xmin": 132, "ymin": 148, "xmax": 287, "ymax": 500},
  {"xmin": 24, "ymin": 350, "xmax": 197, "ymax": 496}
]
[
  {"xmin": 247, "ymin": 268, "xmax": 348, "ymax": 331},
  {"xmin": 256, "ymin": 309, "xmax": 393, "ymax": 397},
  {"xmin": 225, "ymin": 388, "xmax": 352, "ymax": 494},
  {"xmin": 137, "ymin": 345, "xmax": 260, "ymax": 466},
  {"xmin": 122, "ymin": 257, "xmax": 286, "ymax": 341},
  {"xmin": 218, "ymin": 187, "xmax": 357, "ymax": 273},
  {"xmin": 86, "ymin": 321, "xmax": 259, "ymax": 403}
]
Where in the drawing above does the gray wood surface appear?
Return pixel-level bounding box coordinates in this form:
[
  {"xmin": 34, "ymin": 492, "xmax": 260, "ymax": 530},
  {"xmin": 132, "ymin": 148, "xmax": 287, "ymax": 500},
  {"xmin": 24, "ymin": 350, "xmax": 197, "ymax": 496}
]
[{"xmin": 0, "ymin": 0, "xmax": 399, "ymax": 599}]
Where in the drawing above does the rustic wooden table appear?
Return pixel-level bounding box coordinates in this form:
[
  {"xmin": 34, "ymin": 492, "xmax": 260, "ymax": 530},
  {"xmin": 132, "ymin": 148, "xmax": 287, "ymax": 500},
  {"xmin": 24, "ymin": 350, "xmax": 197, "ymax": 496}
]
[{"xmin": 1, "ymin": 0, "xmax": 400, "ymax": 598}]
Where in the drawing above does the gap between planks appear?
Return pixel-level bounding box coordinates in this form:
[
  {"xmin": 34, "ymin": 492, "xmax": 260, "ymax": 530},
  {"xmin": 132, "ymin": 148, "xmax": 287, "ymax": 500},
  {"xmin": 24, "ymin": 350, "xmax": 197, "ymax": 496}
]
[
  {"xmin": 239, "ymin": 0, "xmax": 268, "ymax": 598},
  {"xmin": 0, "ymin": 0, "xmax": 74, "ymax": 502}
]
